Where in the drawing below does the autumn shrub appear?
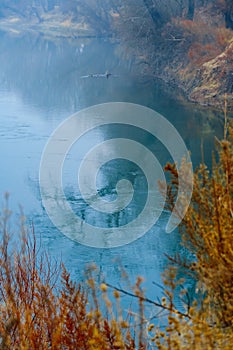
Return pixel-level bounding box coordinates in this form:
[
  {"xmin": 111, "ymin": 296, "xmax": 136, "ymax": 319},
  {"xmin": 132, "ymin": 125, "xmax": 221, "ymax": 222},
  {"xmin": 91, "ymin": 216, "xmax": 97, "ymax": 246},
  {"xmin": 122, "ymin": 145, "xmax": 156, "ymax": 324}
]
[
  {"xmin": 0, "ymin": 198, "xmax": 148, "ymax": 350},
  {"xmin": 173, "ymin": 18, "xmax": 233, "ymax": 67},
  {"xmin": 153, "ymin": 117, "xmax": 233, "ymax": 349}
]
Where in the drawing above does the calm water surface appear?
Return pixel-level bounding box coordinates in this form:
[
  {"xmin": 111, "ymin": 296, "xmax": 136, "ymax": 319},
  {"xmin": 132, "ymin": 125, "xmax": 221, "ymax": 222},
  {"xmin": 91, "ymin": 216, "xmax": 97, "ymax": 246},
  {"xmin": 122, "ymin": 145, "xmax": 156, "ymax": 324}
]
[{"xmin": 0, "ymin": 30, "xmax": 224, "ymax": 303}]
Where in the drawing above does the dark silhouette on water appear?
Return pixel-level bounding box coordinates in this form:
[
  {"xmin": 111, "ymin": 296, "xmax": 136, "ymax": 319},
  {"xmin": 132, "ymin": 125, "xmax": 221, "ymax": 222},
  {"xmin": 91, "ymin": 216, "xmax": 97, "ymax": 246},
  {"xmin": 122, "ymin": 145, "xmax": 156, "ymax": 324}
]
[
  {"xmin": 105, "ymin": 71, "xmax": 112, "ymax": 79},
  {"xmin": 80, "ymin": 70, "xmax": 115, "ymax": 79}
]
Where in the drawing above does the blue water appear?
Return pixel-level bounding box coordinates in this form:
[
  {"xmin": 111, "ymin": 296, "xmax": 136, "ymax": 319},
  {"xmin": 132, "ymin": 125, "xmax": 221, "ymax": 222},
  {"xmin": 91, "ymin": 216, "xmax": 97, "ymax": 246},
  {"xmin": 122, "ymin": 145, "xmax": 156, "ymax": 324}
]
[{"xmin": 0, "ymin": 30, "xmax": 224, "ymax": 307}]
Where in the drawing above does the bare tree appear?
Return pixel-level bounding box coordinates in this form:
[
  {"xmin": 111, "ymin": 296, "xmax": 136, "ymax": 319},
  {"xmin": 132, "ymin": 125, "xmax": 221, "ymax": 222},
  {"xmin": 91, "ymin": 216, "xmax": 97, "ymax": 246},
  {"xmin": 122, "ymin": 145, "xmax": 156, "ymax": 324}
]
[{"xmin": 142, "ymin": 0, "xmax": 164, "ymax": 27}]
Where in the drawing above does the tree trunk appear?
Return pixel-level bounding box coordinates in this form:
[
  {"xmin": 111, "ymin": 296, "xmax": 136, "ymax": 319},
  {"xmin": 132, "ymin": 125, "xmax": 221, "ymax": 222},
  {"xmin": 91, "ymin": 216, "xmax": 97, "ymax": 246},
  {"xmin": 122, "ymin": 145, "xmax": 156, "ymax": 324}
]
[
  {"xmin": 142, "ymin": 0, "xmax": 164, "ymax": 27},
  {"xmin": 187, "ymin": 0, "xmax": 195, "ymax": 20},
  {"xmin": 225, "ymin": 0, "xmax": 233, "ymax": 30}
]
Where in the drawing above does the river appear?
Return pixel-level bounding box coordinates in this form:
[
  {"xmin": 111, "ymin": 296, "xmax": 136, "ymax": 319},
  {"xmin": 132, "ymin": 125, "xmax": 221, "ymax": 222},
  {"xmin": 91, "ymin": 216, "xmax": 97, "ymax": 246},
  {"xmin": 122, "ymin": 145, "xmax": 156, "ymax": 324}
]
[{"xmin": 0, "ymin": 29, "xmax": 224, "ymax": 305}]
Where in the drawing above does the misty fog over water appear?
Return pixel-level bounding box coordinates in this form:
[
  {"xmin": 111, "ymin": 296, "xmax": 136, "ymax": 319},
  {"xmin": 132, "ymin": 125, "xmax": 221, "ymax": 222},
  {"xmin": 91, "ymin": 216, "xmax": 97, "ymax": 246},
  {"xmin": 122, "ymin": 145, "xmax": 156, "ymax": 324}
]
[{"xmin": 0, "ymin": 30, "xmax": 224, "ymax": 301}]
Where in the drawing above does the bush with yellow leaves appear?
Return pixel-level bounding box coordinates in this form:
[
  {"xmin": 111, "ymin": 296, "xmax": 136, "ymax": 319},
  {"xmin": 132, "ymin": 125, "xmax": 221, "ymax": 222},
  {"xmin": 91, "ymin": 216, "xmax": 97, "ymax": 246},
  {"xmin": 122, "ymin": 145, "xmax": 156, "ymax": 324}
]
[{"xmin": 152, "ymin": 119, "xmax": 233, "ymax": 349}]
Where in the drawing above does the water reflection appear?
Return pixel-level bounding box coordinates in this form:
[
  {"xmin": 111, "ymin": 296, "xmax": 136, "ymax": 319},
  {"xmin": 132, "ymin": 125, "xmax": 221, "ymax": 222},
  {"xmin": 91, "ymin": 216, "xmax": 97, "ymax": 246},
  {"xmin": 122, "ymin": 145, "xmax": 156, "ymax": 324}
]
[{"xmin": 0, "ymin": 30, "xmax": 225, "ymax": 298}]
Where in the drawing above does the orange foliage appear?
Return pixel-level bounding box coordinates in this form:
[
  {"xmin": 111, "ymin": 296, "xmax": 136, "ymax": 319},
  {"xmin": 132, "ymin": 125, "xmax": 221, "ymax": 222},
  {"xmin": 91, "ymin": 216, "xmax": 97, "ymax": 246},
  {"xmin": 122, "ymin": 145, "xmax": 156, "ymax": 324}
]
[
  {"xmin": 188, "ymin": 42, "xmax": 221, "ymax": 66},
  {"xmin": 0, "ymin": 200, "xmax": 144, "ymax": 349},
  {"xmin": 174, "ymin": 18, "xmax": 233, "ymax": 67},
  {"xmin": 154, "ymin": 118, "xmax": 233, "ymax": 349}
]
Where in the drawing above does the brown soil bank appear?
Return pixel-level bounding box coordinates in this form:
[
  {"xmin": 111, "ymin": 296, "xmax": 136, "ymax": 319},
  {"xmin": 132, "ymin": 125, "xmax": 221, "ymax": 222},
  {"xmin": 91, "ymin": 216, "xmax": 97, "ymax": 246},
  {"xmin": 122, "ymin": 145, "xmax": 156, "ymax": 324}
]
[
  {"xmin": 154, "ymin": 5, "xmax": 233, "ymax": 110},
  {"xmin": 189, "ymin": 42, "xmax": 233, "ymax": 109},
  {"xmin": 114, "ymin": 1, "xmax": 233, "ymax": 111}
]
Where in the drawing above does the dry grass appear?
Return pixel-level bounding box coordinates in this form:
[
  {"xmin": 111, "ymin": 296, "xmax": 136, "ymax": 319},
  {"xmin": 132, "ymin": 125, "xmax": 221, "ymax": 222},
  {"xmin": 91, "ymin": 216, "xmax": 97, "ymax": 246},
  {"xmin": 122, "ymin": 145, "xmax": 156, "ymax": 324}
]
[{"xmin": 0, "ymin": 197, "xmax": 146, "ymax": 349}]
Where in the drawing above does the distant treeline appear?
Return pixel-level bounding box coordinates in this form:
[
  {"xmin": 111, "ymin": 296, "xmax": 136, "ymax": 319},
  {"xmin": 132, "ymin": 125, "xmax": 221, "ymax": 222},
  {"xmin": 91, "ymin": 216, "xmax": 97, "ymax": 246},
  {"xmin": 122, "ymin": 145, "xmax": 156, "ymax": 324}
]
[{"xmin": 0, "ymin": 1, "xmax": 232, "ymax": 32}]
